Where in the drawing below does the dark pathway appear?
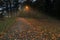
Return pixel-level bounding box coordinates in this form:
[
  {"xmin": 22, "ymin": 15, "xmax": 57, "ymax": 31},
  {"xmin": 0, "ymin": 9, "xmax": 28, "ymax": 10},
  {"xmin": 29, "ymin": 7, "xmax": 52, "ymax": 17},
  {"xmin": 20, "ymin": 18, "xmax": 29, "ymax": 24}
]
[
  {"xmin": 0, "ymin": 7, "xmax": 60, "ymax": 40},
  {"xmin": 0, "ymin": 18, "xmax": 34, "ymax": 40},
  {"xmin": 0, "ymin": 17, "xmax": 60, "ymax": 40}
]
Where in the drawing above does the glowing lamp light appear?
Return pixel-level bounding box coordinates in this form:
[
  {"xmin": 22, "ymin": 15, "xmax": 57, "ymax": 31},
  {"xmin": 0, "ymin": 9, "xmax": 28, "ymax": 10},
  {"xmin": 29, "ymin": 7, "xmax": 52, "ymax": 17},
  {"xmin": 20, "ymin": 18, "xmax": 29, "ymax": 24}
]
[
  {"xmin": 25, "ymin": 6, "xmax": 29, "ymax": 10},
  {"xmin": 24, "ymin": 5, "xmax": 30, "ymax": 12}
]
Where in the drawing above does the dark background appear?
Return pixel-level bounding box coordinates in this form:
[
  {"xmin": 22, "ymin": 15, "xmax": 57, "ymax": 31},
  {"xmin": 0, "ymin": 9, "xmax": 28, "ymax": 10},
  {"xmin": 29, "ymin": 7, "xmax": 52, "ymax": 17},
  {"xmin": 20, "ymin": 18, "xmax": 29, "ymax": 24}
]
[
  {"xmin": 23, "ymin": 0, "xmax": 60, "ymax": 19},
  {"xmin": 0, "ymin": 0, "xmax": 60, "ymax": 19}
]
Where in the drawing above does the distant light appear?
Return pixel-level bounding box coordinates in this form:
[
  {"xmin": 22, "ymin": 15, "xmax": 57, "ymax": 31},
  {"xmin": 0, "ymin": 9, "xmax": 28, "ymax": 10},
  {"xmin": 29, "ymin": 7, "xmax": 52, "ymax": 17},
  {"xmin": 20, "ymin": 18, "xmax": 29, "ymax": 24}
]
[
  {"xmin": 25, "ymin": 6, "xmax": 29, "ymax": 11},
  {"xmin": 24, "ymin": 5, "xmax": 30, "ymax": 12},
  {"xmin": 26, "ymin": 6, "xmax": 29, "ymax": 9}
]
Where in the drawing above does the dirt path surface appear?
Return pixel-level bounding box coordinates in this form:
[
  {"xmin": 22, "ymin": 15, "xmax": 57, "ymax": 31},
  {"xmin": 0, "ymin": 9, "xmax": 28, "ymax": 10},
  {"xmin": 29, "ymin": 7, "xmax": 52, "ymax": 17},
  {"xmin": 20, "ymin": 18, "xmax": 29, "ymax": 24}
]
[
  {"xmin": 0, "ymin": 7, "xmax": 60, "ymax": 40},
  {"xmin": 0, "ymin": 17, "xmax": 60, "ymax": 40},
  {"xmin": 0, "ymin": 17, "xmax": 33, "ymax": 40}
]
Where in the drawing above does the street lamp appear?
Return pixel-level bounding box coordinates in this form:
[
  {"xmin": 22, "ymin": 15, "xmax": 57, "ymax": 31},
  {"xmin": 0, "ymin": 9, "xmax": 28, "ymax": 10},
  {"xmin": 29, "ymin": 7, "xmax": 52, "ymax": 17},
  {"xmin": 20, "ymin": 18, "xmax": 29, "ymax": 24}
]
[
  {"xmin": 26, "ymin": 6, "xmax": 29, "ymax": 10},
  {"xmin": 24, "ymin": 5, "xmax": 30, "ymax": 12}
]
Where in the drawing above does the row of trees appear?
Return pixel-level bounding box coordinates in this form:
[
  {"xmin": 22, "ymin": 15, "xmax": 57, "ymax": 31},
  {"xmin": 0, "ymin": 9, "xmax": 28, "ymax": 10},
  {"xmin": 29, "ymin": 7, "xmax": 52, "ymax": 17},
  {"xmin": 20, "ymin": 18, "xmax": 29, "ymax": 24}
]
[{"xmin": 0, "ymin": 0, "xmax": 19, "ymax": 18}]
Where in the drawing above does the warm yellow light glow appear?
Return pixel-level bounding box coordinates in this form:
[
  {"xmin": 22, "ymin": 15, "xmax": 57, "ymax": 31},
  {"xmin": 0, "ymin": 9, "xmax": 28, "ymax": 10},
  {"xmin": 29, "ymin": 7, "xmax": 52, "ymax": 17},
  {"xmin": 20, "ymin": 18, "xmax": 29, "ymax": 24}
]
[
  {"xmin": 24, "ymin": 5, "xmax": 30, "ymax": 12},
  {"xmin": 25, "ymin": 6, "xmax": 29, "ymax": 10},
  {"xmin": 26, "ymin": 6, "xmax": 29, "ymax": 9}
]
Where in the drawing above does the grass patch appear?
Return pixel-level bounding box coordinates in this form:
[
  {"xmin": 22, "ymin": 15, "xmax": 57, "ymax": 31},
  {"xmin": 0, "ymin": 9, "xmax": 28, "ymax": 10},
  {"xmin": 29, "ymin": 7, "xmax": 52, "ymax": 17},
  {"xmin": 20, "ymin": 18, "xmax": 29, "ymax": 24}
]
[{"xmin": 0, "ymin": 18, "xmax": 16, "ymax": 33}]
